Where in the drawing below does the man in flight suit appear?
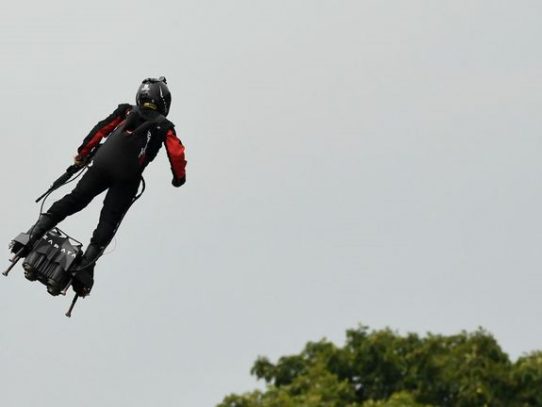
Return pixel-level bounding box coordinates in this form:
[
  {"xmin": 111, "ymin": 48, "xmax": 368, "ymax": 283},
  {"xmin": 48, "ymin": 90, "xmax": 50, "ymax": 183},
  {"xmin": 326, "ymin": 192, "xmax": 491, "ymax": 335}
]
[{"xmin": 14, "ymin": 77, "xmax": 187, "ymax": 296}]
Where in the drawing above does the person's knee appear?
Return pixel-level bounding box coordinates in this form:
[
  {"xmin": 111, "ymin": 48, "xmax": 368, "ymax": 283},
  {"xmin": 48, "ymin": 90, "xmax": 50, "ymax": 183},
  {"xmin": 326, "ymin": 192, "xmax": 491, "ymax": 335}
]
[{"xmin": 49, "ymin": 190, "xmax": 93, "ymax": 216}]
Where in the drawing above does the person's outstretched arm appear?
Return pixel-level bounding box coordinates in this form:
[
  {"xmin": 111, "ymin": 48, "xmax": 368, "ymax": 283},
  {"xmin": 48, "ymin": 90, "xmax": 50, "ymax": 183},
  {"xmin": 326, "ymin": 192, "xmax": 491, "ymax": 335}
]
[{"xmin": 164, "ymin": 128, "xmax": 187, "ymax": 187}]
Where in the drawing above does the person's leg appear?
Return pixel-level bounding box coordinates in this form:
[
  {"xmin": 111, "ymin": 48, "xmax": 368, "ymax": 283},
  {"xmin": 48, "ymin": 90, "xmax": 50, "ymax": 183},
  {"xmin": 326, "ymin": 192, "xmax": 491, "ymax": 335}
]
[
  {"xmin": 90, "ymin": 177, "xmax": 141, "ymax": 248},
  {"xmin": 47, "ymin": 166, "xmax": 110, "ymax": 223},
  {"xmin": 14, "ymin": 167, "xmax": 109, "ymax": 256},
  {"xmin": 72, "ymin": 177, "xmax": 140, "ymax": 296}
]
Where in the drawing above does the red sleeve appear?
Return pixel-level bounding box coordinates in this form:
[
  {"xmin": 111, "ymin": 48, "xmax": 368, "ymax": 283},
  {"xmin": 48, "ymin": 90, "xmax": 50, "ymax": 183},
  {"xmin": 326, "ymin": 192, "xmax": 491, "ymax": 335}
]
[
  {"xmin": 76, "ymin": 104, "xmax": 131, "ymax": 160},
  {"xmin": 164, "ymin": 128, "xmax": 187, "ymax": 180}
]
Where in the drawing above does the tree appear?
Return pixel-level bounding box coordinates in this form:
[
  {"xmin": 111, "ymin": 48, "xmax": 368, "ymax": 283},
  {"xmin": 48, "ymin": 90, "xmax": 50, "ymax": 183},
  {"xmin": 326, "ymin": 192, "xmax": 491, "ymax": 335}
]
[
  {"xmin": 218, "ymin": 325, "xmax": 542, "ymax": 406},
  {"xmin": 511, "ymin": 351, "xmax": 542, "ymax": 406}
]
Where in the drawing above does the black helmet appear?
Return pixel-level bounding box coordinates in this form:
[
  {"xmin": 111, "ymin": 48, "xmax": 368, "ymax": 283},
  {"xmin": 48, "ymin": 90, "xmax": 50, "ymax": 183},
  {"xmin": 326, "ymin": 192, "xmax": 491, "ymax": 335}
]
[{"xmin": 136, "ymin": 76, "xmax": 171, "ymax": 116}]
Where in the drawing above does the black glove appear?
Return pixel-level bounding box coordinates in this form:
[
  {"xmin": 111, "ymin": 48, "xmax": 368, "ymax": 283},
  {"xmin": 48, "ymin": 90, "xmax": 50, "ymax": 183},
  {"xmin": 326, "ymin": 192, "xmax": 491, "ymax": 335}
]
[
  {"xmin": 172, "ymin": 176, "xmax": 186, "ymax": 187},
  {"xmin": 72, "ymin": 154, "xmax": 87, "ymax": 169}
]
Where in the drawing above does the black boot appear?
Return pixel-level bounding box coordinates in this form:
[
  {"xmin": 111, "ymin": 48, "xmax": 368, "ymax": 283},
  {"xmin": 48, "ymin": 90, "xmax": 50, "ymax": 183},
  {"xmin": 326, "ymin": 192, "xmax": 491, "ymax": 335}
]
[
  {"xmin": 72, "ymin": 244, "xmax": 103, "ymax": 297},
  {"xmin": 11, "ymin": 213, "xmax": 56, "ymax": 257}
]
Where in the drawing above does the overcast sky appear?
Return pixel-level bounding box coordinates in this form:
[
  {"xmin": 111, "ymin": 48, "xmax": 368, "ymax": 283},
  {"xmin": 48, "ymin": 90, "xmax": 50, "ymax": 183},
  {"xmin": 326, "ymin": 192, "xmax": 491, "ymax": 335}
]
[{"xmin": 1, "ymin": 1, "xmax": 541, "ymax": 406}]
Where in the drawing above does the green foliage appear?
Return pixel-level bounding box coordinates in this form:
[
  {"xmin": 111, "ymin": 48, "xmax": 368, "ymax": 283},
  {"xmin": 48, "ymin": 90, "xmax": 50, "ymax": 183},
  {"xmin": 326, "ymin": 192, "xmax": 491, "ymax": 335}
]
[
  {"xmin": 220, "ymin": 361, "xmax": 358, "ymax": 407},
  {"xmin": 511, "ymin": 351, "xmax": 542, "ymax": 406},
  {"xmin": 218, "ymin": 325, "xmax": 542, "ymax": 407},
  {"xmin": 362, "ymin": 391, "xmax": 429, "ymax": 407}
]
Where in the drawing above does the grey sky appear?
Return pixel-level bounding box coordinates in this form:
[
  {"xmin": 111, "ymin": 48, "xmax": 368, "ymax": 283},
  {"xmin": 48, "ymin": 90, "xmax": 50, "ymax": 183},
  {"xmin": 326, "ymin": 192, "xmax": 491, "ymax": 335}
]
[{"xmin": 1, "ymin": 1, "xmax": 541, "ymax": 406}]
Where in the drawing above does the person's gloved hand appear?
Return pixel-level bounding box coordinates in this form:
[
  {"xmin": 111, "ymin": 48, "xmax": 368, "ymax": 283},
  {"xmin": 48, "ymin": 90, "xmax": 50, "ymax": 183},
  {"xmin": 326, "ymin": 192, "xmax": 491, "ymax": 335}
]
[
  {"xmin": 172, "ymin": 176, "xmax": 186, "ymax": 188},
  {"xmin": 74, "ymin": 154, "xmax": 85, "ymax": 167}
]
